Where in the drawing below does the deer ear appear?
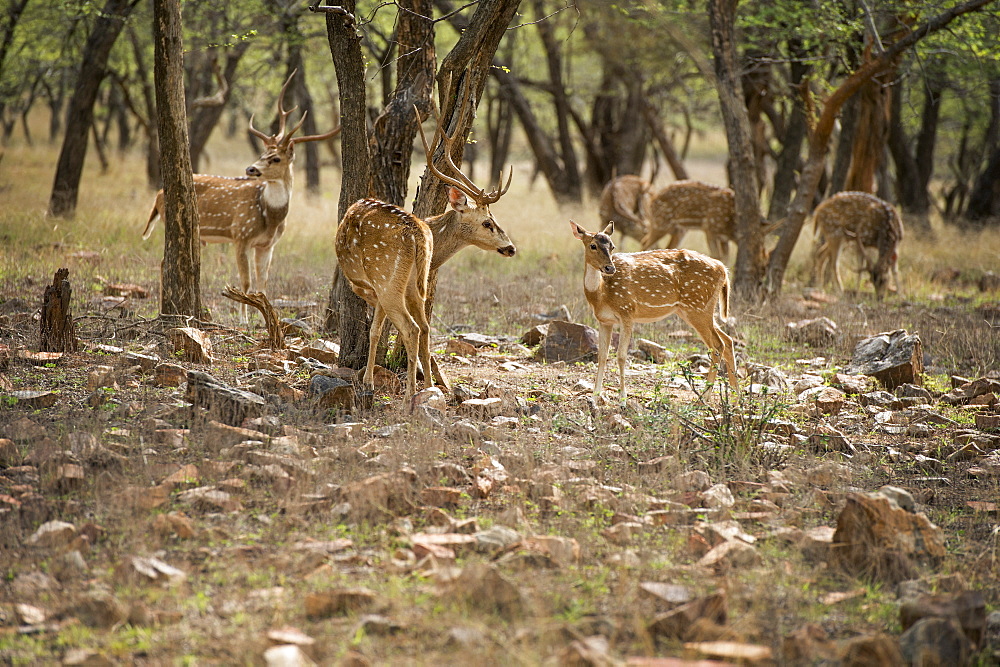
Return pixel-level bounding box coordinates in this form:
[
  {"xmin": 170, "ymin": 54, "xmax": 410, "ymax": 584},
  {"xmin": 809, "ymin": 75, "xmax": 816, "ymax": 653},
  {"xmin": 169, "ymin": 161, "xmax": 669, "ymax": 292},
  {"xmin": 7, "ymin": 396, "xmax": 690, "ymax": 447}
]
[
  {"xmin": 602, "ymin": 221, "xmax": 615, "ymax": 236},
  {"xmin": 570, "ymin": 220, "xmax": 585, "ymax": 239},
  {"xmin": 448, "ymin": 186, "xmax": 469, "ymax": 211}
]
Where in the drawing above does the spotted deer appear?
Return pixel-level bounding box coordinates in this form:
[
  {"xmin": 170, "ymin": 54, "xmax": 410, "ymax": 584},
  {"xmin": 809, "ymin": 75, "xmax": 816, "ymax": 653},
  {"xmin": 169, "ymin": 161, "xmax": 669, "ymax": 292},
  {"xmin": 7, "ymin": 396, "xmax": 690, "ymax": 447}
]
[
  {"xmin": 335, "ymin": 97, "xmax": 515, "ymax": 398},
  {"xmin": 142, "ymin": 71, "xmax": 340, "ymax": 323},
  {"xmin": 571, "ymin": 221, "xmax": 738, "ymax": 399},
  {"xmin": 810, "ymin": 191, "xmax": 903, "ymax": 298},
  {"xmin": 640, "ymin": 180, "xmax": 737, "ymax": 260},
  {"xmin": 598, "ymin": 174, "xmax": 652, "ymax": 245}
]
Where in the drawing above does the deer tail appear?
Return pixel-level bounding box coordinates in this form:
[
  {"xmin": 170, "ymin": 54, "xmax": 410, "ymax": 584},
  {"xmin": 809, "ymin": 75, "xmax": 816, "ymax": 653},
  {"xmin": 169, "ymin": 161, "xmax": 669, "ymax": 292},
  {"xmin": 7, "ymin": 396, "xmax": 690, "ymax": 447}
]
[
  {"xmin": 142, "ymin": 194, "xmax": 163, "ymax": 240},
  {"xmin": 719, "ymin": 270, "xmax": 731, "ymax": 321}
]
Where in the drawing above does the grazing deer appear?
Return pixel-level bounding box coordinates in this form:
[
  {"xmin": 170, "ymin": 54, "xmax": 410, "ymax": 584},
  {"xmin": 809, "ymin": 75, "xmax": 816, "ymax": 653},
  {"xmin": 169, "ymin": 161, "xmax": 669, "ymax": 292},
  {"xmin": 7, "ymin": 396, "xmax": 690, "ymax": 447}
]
[
  {"xmin": 335, "ymin": 97, "xmax": 515, "ymax": 398},
  {"xmin": 810, "ymin": 191, "xmax": 903, "ymax": 298},
  {"xmin": 598, "ymin": 174, "xmax": 652, "ymax": 245},
  {"xmin": 142, "ymin": 72, "xmax": 340, "ymax": 323},
  {"xmin": 571, "ymin": 221, "xmax": 738, "ymax": 399}
]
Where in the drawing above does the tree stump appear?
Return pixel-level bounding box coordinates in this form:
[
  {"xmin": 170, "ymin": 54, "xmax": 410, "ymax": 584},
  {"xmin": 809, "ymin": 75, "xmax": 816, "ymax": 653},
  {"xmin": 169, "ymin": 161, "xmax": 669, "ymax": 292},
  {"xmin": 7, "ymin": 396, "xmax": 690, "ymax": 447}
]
[
  {"xmin": 40, "ymin": 268, "xmax": 78, "ymax": 352},
  {"xmin": 221, "ymin": 286, "xmax": 286, "ymax": 349}
]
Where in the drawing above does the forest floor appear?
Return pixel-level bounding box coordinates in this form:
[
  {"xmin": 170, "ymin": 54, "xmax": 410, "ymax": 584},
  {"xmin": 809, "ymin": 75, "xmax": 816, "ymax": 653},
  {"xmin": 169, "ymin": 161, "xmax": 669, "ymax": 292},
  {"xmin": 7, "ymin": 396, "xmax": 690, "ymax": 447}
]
[{"xmin": 1, "ymin": 139, "xmax": 999, "ymax": 664}]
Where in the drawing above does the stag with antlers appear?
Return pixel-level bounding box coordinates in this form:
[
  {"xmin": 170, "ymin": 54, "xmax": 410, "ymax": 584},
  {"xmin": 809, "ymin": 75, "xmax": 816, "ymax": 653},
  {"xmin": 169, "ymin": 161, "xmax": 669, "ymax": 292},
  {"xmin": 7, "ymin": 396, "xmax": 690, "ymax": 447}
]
[
  {"xmin": 143, "ymin": 71, "xmax": 340, "ymax": 323},
  {"xmin": 335, "ymin": 94, "xmax": 515, "ymax": 399}
]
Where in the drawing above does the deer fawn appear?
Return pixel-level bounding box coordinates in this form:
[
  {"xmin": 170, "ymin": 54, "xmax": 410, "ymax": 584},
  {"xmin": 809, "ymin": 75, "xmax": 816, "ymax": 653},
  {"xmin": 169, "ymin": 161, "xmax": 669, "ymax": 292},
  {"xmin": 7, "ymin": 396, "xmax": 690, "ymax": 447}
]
[
  {"xmin": 335, "ymin": 96, "xmax": 514, "ymax": 399},
  {"xmin": 571, "ymin": 221, "xmax": 738, "ymax": 399},
  {"xmin": 142, "ymin": 71, "xmax": 340, "ymax": 323},
  {"xmin": 810, "ymin": 191, "xmax": 903, "ymax": 298},
  {"xmin": 598, "ymin": 174, "xmax": 652, "ymax": 246}
]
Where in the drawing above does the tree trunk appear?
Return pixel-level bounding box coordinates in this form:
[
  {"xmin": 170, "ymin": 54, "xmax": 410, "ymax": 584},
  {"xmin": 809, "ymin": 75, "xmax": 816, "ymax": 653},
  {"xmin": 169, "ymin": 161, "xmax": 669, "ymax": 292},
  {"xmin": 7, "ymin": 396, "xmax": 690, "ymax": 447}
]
[
  {"xmin": 708, "ymin": 0, "xmax": 765, "ymax": 302},
  {"xmin": 153, "ymin": 0, "xmax": 201, "ymax": 318},
  {"xmin": 188, "ymin": 42, "xmax": 249, "ymax": 173},
  {"xmin": 767, "ymin": 48, "xmax": 810, "ymax": 222},
  {"xmin": 965, "ymin": 145, "xmax": 1000, "ymax": 224},
  {"xmin": 47, "ymin": 0, "xmax": 139, "ymax": 217},
  {"xmin": 320, "ymin": 0, "xmax": 373, "ymax": 368},
  {"xmin": 888, "ymin": 76, "xmax": 934, "ymax": 233},
  {"xmin": 39, "ymin": 268, "xmax": 78, "ymax": 353},
  {"xmin": 370, "ymin": 0, "xmax": 435, "ymax": 206}
]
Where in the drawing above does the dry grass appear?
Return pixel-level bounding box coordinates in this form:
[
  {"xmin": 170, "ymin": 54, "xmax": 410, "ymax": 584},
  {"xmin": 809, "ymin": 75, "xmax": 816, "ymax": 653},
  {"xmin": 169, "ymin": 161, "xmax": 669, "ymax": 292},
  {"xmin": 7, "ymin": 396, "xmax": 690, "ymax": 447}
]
[{"xmin": 1, "ymin": 130, "xmax": 999, "ymax": 664}]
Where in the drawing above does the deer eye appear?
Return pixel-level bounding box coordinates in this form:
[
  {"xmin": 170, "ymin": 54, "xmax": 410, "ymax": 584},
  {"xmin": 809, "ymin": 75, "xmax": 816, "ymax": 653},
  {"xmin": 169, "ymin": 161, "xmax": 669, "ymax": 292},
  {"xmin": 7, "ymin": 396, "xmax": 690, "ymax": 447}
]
[
  {"xmin": 271, "ymin": 156, "xmax": 281, "ymax": 164},
  {"xmin": 590, "ymin": 244, "xmax": 597, "ymax": 250},
  {"xmin": 482, "ymin": 221, "xmax": 493, "ymax": 231}
]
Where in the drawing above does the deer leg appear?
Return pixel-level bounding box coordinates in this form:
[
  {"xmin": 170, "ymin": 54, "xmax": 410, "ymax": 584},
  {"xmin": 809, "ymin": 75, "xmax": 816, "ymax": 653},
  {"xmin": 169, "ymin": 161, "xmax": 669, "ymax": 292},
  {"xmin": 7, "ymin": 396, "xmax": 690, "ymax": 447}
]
[
  {"xmin": 379, "ymin": 293, "xmax": 422, "ymax": 398},
  {"xmin": 595, "ymin": 321, "xmax": 614, "ymax": 395},
  {"xmin": 364, "ymin": 304, "xmax": 388, "ymax": 392},
  {"xmin": 616, "ymin": 320, "xmax": 634, "ymax": 400},
  {"xmin": 235, "ymin": 243, "xmax": 252, "ymax": 324},
  {"xmin": 665, "ymin": 227, "xmax": 686, "ymax": 250},
  {"xmin": 405, "ymin": 282, "xmax": 432, "ymax": 393},
  {"xmin": 254, "ymin": 245, "xmax": 275, "ymax": 295}
]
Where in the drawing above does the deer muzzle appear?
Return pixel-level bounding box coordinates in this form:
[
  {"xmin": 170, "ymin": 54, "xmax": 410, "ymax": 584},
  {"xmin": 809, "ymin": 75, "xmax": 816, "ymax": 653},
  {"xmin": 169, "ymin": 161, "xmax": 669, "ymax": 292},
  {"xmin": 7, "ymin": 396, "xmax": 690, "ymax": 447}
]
[
  {"xmin": 603, "ymin": 264, "xmax": 616, "ymax": 275},
  {"xmin": 497, "ymin": 245, "xmax": 516, "ymax": 257}
]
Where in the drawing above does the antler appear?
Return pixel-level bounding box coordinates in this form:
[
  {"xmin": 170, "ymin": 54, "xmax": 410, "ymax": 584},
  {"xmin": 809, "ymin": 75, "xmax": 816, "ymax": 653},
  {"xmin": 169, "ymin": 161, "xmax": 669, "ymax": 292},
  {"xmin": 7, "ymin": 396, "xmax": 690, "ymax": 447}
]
[
  {"xmin": 416, "ymin": 91, "xmax": 512, "ymax": 206},
  {"xmin": 248, "ymin": 70, "xmax": 341, "ymax": 146}
]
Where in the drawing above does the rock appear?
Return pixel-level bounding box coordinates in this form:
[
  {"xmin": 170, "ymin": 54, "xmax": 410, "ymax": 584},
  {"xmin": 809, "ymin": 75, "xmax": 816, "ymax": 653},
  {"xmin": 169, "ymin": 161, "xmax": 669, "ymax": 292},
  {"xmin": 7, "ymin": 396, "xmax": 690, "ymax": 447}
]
[
  {"xmin": 339, "ymin": 469, "xmax": 418, "ymax": 521},
  {"xmin": 832, "ymin": 492, "xmax": 946, "ymax": 584},
  {"xmin": 787, "ymin": 317, "xmax": 838, "ymax": 345},
  {"xmin": 636, "ymin": 338, "xmax": 670, "ymax": 364},
  {"xmin": 299, "ymin": 339, "xmax": 339, "ymax": 364},
  {"xmin": 647, "ymin": 592, "xmax": 727, "ymax": 641},
  {"xmin": 899, "ymin": 617, "xmax": 970, "ymax": 667},
  {"xmin": 124, "ymin": 351, "xmax": 159, "ymax": 372},
  {"xmin": 28, "ymin": 520, "xmax": 77, "ymax": 548},
  {"xmin": 677, "ymin": 470, "xmax": 712, "ymax": 492},
  {"xmin": 942, "ymin": 377, "xmax": 1000, "ymax": 406},
  {"xmin": 176, "ymin": 486, "xmax": 243, "ymax": 512},
  {"xmin": 304, "ymin": 588, "xmax": 377, "ymax": 618},
  {"xmin": 860, "ymin": 390, "xmax": 899, "ymax": 409},
  {"xmin": 702, "ymin": 483, "xmax": 735, "ymax": 509},
  {"xmin": 844, "ymin": 329, "xmax": 923, "ymax": 390},
  {"xmin": 534, "ymin": 320, "xmax": 598, "ymax": 363},
  {"xmin": 639, "ymin": 582, "xmax": 694, "ymax": 608},
  {"xmin": 793, "ymin": 375, "xmax": 825, "ymax": 395},
  {"xmin": 782, "ymin": 623, "xmax": 837, "ymax": 664},
  {"xmin": 124, "ymin": 556, "xmax": 187, "ymax": 586},
  {"xmin": 0, "ymin": 437, "xmax": 21, "ymax": 466},
  {"xmin": 459, "ymin": 397, "xmax": 503, "ymax": 419},
  {"xmin": 186, "ymin": 371, "xmax": 266, "ymax": 427},
  {"xmin": 557, "ymin": 636, "xmax": 611, "ymax": 666},
  {"xmin": 445, "ymin": 339, "xmax": 478, "ymax": 357},
  {"xmin": 6, "ymin": 390, "xmax": 60, "ymax": 410},
  {"xmin": 447, "ymin": 562, "xmax": 524, "ymax": 620},
  {"xmin": 875, "ymin": 485, "xmax": 915, "ymax": 512},
  {"xmin": 521, "ymin": 535, "xmax": 580, "ymax": 566},
  {"xmin": 900, "ymin": 590, "xmax": 986, "ymax": 647},
  {"xmin": 153, "ymin": 363, "xmax": 187, "ymax": 387},
  {"xmin": 698, "ymin": 540, "xmax": 761, "ymax": 571},
  {"xmin": 85, "ymin": 365, "xmax": 116, "ymax": 390},
  {"xmin": 897, "ymin": 383, "xmax": 933, "ymax": 402},
  {"xmin": 73, "ymin": 592, "xmax": 128, "ymax": 628},
  {"xmin": 168, "ymin": 327, "xmax": 213, "ymax": 364},
  {"xmin": 830, "ymin": 373, "xmax": 870, "ymax": 395},
  {"xmin": 264, "ymin": 645, "xmax": 316, "ymax": 667},
  {"xmin": 413, "ymin": 386, "xmax": 448, "ymax": 411},
  {"xmin": 312, "ymin": 376, "xmax": 355, "ymax": 412},
  {"xmin": 839, "ymin": 634, "xmax": 904, "ymax": 666},
  {"xmin": 684, "ymin": 641, "xmax": 773, "ymax": 664},
  {"xmin": 520, "ymin": 324, "xmax": 549, "ymax": 347},
  {"xmin": 799, "ymin": 386, "xmax": 845, "ymax": 415}
]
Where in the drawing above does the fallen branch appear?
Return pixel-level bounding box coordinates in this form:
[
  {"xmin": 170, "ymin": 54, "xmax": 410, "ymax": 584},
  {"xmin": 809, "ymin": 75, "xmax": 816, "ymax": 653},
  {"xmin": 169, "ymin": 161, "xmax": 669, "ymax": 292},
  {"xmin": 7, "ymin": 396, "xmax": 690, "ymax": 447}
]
[{"xmin": 221, "ymin": 286, "xmax": 286, "ymax": 349}]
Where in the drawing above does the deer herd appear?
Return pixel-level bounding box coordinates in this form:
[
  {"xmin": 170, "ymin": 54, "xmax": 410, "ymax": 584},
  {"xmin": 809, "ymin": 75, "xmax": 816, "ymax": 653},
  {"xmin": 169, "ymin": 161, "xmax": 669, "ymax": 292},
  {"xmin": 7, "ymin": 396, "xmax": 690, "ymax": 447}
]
[{"xmin": 142, "ymin": 74, "xmax": 906, "ymax": 404}]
